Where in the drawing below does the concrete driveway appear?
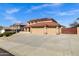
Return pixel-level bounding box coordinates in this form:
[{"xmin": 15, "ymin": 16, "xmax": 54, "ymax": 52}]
[{"xmin": 0, "ymin": 32, "xmax": 79, "ymax": 56}]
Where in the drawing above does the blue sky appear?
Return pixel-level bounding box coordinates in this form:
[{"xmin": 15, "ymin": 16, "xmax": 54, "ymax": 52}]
[{"xmin": 0, "ymin": 3, "xmax": 79, "ymax": 27}]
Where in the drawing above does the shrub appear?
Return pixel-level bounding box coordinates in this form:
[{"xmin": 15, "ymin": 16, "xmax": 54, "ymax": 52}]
[
  {"xmin": 12, "ymin": 31, "xmax": 16, "ymax": 34},
  {"xmin": 0, "ymin": 34, "xmax": 3, "ymax": 37},
  {"xmin": 4, "ymin": 32, "xmax": 12, "ymax": 37},
  {"xmin": 3, "ymin": 31, "xmax": 16, "ymax": 37}
]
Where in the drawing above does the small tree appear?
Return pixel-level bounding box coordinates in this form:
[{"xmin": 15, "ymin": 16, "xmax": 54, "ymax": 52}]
[
  {"xmin": 70, "ymin": 22, "xmax": 79, "ymax": 28},
  {"xmin": 0, "ymin": 26, "xmax": 3, "ymax": 30},
  {"xmin": 70, "ymin": 18, "xmax": 79, "ymax": 28}
]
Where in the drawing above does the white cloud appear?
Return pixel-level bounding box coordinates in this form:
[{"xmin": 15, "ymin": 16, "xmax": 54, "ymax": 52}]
[
  {"xmin": 52, "ymin": 3, "xmax": 62, "ymax": 6},
  {"xmin": 4, "ymin": 8, "xmax": 21, "ymax": 23},
  {"xmin": 26, "ymin": 3, "xmax": 62, "ymax": 13},
  {"xmin": 6, "ymin": 8, "xmax": 20, "ymax": 14},
  {"xmin": 26, "ymin": 4, "xmax": 49, "ymax": 13},
  {"xmin": 46, "ymin": 9, "xmax": 79, "ymax": 16},
  {"xmin": 4, "ymin": 15, "xmax": 21, "ymax": 23},
  {"xmin": 58, "ymin": 9, "xmax": 79, "ymax": 16}
]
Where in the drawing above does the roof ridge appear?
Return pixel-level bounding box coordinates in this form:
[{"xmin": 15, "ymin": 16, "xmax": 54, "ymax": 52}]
[{"xmin": 27, "ymin": 18, "xmax": 57, "ymax": 23}]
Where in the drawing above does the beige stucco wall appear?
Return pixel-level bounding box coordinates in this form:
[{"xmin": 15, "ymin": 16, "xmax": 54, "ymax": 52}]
[
  {"xmin": 59, "ymin": 27, "xmax": 62, "ymax": 34},
  {"xmin": 77, "ymin": 27, "xmax": 79, "ymax": 34},
  {"xmin": 31, "ymin": 28, "xmax": 44, "ymax": 35},
  {"xmin": 47, "ymin": 28, "xmax": 57, "ymax": 35},
  {"xmin": 29, "ymin": 27, "xmax": 60, "ymax": 35}
]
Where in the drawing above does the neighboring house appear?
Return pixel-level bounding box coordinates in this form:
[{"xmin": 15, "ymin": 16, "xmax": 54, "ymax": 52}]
[
  {"xmin": 10, "ymin": 23, "xmax": 25, "ymax": 32},
  {"xmin": 0, "ymin": 29, "xmax": 5, "ymax": 34},
  {"xmin": 0, "ymin": 27, "xmax": 15, "ymax": 34},
  {"xmin": 0, "ymin": 23, "xmax": 25, "ymax": 34},
  {"xmin": 25, "ymin": 18, "xmax": 62, "ymax": 35},
  {"xmin": 0, "ymin": 26, "xmax": 5, "ymax": 34}
]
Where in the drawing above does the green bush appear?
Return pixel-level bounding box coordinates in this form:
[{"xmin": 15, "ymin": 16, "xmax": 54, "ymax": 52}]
[
  {"xmin": 0, "ymin": 31, "xmax": 16, "ymax": 37},
  {"xmin": 4, "ymin": 32, "xmax": 12, "ymax": 37},
  {"xmin": 12, "ymin": 31, "xmax": 16, "ymax": 34},
  {"xmin": 0, "ymin": 34, "xmax": 3, "ymax": 37},
  {"xmin": 3, "ymin": 31, "xmax": 16, "ymax": 37}
]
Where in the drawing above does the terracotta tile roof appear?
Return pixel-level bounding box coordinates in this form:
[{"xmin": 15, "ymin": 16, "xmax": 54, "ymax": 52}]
[
  {"xmin": 26, "ymin": 18, "xmax": 61, "ymax": 28},
  {"xmin": 27, "ymin": 22, "xmax": 61, "ymax": 28},
  {"xmin": 27, "ymin": 18, "xmax": 57, "ymax": 23}
]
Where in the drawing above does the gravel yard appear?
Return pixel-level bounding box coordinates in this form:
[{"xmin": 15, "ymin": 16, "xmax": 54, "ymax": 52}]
[{"xmin": 0, "ymin": 32, "xmax": 79, "ymax": 56}]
